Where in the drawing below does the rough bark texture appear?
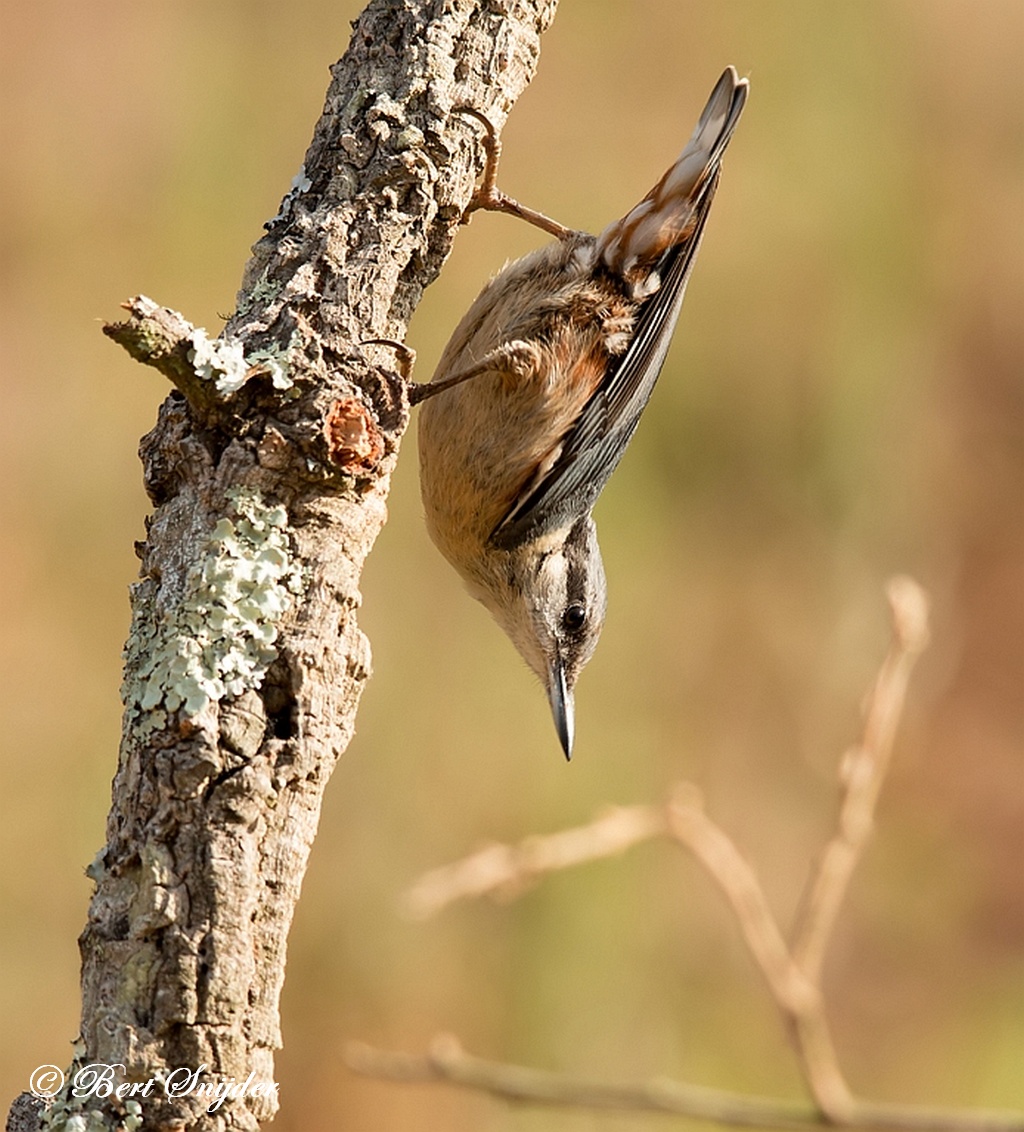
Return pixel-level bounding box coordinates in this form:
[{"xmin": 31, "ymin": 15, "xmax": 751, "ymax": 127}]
[{"xmin": 6, "ymin": 2, "xmax": 558, "ymax": 1130}]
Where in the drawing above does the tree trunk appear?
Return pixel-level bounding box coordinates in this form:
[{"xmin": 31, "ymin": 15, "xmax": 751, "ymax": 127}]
[{"xmin": 6, "ymin": 2, "xmax": 558, "ymax": 1129}]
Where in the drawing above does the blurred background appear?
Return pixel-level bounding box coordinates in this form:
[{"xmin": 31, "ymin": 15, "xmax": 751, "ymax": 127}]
[{"xmin": 1, "ymin": 1, "xmax": 1022, "ymax": 1127}]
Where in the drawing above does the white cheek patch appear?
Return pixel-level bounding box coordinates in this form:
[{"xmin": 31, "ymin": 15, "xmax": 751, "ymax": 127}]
[{"xmin": 526, "ymin": 548, "xmax": 571, "ymax": 638}]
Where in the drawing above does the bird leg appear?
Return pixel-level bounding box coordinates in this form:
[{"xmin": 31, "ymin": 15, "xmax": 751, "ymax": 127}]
[
  {"xmin": 457, "ymin": 108, "xmax": 579, "ymax": 243},
  {"xmin": 363, "ymin": 331, "xmax": 538, "ymax": 409},
  {"xmin": 408, "ymin": 340, "xmax": 541, "ymax": 405}
]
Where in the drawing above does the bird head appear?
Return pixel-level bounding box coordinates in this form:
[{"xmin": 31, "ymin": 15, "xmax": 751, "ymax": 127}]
[{"xmin": 471, "ymin": 515, "xmax": 607, "ymax": 759}]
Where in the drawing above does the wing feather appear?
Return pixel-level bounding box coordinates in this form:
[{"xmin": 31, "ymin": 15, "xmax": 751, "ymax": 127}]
[{"xmin": 489, "ymin": 192, "xmax": 713, "ymax": 547}]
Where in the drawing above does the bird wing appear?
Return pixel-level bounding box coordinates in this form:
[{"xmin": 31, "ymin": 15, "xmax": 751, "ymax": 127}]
[
  {"xmin": 488, "ymin": 177, "xmax": 718, "ymax": 550},
  {"xmin": 489, "ymin": 67, "xmax": 746, "ymax": 550}
]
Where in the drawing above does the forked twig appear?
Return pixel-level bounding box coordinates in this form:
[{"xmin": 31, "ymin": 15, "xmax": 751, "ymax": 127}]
[
  {"xmin": 349, "ymin": 578, "xmax": 1024, "ymax": 1130},
  {"xmin": 664, "ymin": 789, "xmax": 852, "ymax": 1119}
]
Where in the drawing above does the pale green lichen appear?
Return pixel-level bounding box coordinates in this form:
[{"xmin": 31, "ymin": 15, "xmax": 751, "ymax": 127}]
[
  {"xmin": 240, "ymin": 267, "xmax": 285, "ymax": 314},
  {"xmin": 40, "ymin": 1105, "xmax": 100, "ymax": 1132},
  {"xmin": 188, "ymin": 328, "xmax": 294, "ymax": 394},
  {"xmin": 123, "ymin": 489, "xmax": 304, "ymax": 736},
  {"xmin": 40, "ymin": 1086, "xmax": 143, "ymax": 1132}
]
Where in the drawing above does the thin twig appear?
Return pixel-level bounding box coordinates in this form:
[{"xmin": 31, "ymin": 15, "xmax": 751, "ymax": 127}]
[
  {"xmin": 347, "ymin": 1036, "xmax": 1024, "ymax": 1132},
  {"xmin": 665, "ymin": 787, "xmax": 811, "ymax": 1015},
  {"xmin": 404, "ymin": 804, "xmax": 665, "ymax": 919},
  {"xmin": 791, "ymin": 576, "xmax": 931, "ymax": 981},
  {"xmin": 347, "ymin": 1034, "xmax": 818, "ymax": 1129}
]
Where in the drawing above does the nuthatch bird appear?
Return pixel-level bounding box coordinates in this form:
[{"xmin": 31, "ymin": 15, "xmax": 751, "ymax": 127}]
[{"xmin": 416, "ymin": 67, "xmax": 748, "ymax": 759}]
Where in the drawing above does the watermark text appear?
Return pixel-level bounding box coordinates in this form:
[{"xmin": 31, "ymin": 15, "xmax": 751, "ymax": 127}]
[{"xmin": 29, "ymin": 1063, "xmax": 279, "ymax": 1114}]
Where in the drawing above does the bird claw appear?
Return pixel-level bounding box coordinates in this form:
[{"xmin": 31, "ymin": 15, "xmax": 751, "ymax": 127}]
[
  {"xmin": 362, "ymin": 338, "xmax": 417, "ymax": 381},
  {"xmin": 454, "ymin": 106, "xmax": 578, "ymax": 242}
]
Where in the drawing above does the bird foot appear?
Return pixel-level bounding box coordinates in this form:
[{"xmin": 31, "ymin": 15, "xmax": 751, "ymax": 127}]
[{"xmin": 455, "ymin": 107, "xmax": 579, "ymax": 243}]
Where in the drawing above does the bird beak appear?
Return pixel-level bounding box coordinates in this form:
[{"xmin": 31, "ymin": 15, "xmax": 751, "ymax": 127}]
[{"xmin": 548, "ymin": 657, "xmax": 575, "ymax": 761}]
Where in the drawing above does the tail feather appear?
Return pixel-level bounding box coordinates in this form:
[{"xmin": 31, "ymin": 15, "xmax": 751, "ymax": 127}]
[{"xmin": 597, "ymin": 66, "xmax": 748, "ymax": 297}]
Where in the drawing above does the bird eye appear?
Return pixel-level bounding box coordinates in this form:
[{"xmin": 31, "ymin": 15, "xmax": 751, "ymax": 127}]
[{"xmin": 562, "ymin": 603, "xmax": 587, "ymax": 633}]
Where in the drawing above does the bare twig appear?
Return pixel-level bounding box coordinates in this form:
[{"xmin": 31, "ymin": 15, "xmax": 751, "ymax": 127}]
[
  {"xmin": 347, "ymin": 1036, "xmax": 1024, "ymax": 1132},
  {"xmin": 353, "ymin": 580, "xmax": 1022, "ymax": 1130},
  {"xmin": 790, "ymin": 576, "xmax": 931, "ymax": 981},
  {"xmin": 666, "ymin": 787, "xmax": 810, "ymax": 1013},
  {"xmin": 404, "ymin": 803, "xmax": 665, "ymax": 919},
  {"xmin": 347, "ymin": 1034, "xmax": 817, "ymax": 1129}
]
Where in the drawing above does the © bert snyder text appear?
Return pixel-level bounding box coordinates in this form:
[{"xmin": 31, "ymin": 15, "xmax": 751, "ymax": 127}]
[{"xmin": 29, "ymin": 1063, "xmax": 279, "ymax": 1113}]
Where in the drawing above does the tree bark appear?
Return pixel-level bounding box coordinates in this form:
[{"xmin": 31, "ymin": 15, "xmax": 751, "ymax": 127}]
[{"xmin": 6, "ymin": 2, "xmax": 558, "ymax": 1129}]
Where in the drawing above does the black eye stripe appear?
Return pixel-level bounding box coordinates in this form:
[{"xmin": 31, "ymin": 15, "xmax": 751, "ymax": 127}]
[
  {"xmin": 533, "ymin": 548, "xmax": 557, "ymax": 578},
  {"xmin": 567, "ymin": 562, "xmax": 586, "ymax": 602},
  {"xmin": 563, "ymin": 519, "xmax": 592, "ymax": 604}
]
